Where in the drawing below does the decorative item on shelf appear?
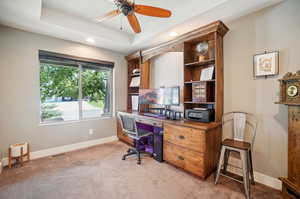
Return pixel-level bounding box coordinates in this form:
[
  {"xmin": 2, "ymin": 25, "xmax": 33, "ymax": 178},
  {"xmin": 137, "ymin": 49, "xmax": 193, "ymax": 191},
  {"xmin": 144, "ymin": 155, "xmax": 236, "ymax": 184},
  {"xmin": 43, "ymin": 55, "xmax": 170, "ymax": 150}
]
[
  {"xmin": 8, "ymin": 142, "xmax": 30, "ymax": 168},
  {"xmin": 253, "ymin": 51, "xmax": 279, "ymax": 78},
  {"xmin": 195, "ymin": 41, "xmax": 209, "ymax": 62},
  {"xmin": 200, "ymin": 65, "xmax": 214, "ymax": 81},
  {"xmin": 132, "ymin": 68, "xmax": 140, "ymax": 76},
  {"xmin": 130, "ymin": 76, "xmax": 140, "ymax": 87},
  {"xmin": 283, "ymin": 72, "xmax": 293, "ymax": 79}
]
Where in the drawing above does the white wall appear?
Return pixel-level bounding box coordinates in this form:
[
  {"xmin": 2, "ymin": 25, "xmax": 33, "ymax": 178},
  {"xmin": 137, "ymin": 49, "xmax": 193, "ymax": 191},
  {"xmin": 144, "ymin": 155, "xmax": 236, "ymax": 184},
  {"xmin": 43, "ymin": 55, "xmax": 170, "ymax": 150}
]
[
  {"xmin": 0, "ymin": 25, "xmax": 127, "ymax": 156},
  {"xmin": 150, "ymin": 0, "xmax": 300, "ymax": 178},
  {"xmin": 150, "ymin": 52, "xmax": 184, "ymax": 111},
  {"xmin": 224, "ymin": 0, "xmax": 300, "ymax": 178}
]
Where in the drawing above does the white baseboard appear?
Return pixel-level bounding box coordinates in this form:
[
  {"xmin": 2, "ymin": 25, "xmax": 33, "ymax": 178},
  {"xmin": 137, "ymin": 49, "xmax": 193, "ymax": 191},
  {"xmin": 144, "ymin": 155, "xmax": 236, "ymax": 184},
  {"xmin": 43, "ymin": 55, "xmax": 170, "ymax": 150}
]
[
  {"xmin": 1, "ymin": 136, "xmax": 118, "ymax": 167},
  {"xmin": 226, "ymin": 158, "xmax": 282, "ymax": 190}
]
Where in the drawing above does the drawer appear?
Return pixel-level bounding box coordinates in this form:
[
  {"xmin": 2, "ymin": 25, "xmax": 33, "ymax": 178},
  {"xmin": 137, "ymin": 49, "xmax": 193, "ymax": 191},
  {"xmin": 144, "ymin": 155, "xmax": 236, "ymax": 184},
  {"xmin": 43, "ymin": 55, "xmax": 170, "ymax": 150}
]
[
  {"xmin": 163, "ymin": 142, "xmax": 204, "ymax": 177},
  {"xmin": 164, "ymin": 123, "xmax": 206, "ymax": 153}
]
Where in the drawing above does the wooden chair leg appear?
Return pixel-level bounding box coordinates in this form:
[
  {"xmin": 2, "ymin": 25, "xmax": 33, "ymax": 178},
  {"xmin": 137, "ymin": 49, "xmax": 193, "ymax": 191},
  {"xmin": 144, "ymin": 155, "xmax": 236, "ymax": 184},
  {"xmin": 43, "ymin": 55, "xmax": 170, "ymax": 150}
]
[
  {"xmin": 248, "ymin": 149, "xmax": 255, "ymax": 185},
  {"xmin": 20, "ymin": 147, "xmax": 23, "ymax": 166},
  {"xmin": 215, "ymin": 146, "xmax": 226, "ymax": 185},
  {"xmin": 223, "ymin": 149, "xmax": 230, "ymax": 173},
  {"xmin": 27, "ymin": 144, "xmax": 30, "ymax": 161},
  {"xmin": 241, "ymin": 150, "xmax": 250, "ymax": 199},
  {"xmin": 8, "ymin": 147, "xmax": 12, "ymax": 169}
]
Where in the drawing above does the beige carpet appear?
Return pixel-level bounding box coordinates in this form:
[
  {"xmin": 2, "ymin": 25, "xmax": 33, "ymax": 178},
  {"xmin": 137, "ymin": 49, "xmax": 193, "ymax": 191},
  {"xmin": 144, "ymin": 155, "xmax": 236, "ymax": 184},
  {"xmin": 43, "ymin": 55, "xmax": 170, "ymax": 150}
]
[{"xmin": 0, "ymin": 141, "xmax": 282, "ymax": 199}]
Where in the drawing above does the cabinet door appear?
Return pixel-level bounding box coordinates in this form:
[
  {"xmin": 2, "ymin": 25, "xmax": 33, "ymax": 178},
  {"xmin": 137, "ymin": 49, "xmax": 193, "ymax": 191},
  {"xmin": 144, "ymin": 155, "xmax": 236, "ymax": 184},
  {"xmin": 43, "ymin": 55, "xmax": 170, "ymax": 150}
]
[
  {"xmin": 164, "ymin": 142, "xmax": 205, "ymax": 177},
  {"xmin": 164, "ymin": 123, "xmax": 206, "ymax": 153}
]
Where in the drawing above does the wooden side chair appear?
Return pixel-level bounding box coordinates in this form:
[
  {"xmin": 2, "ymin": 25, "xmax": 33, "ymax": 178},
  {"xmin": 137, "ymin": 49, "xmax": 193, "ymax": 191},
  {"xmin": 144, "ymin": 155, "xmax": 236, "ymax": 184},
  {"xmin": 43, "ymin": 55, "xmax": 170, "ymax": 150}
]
[{"xmin": 215, "ymin": 111, "xmax": 258, "ymax": 199}]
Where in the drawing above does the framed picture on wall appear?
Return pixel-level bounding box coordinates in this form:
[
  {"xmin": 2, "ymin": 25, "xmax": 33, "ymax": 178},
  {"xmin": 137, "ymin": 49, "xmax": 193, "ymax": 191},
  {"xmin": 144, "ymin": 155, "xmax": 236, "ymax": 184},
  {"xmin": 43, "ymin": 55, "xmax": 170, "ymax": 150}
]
[{"xmin": 253, "ymin": 51, "xmax": 279, "ymax": 77}]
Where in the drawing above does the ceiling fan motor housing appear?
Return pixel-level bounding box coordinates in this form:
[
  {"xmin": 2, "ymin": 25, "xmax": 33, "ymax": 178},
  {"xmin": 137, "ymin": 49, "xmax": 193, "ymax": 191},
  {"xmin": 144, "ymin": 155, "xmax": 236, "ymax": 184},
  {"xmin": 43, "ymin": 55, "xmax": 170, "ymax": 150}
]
[{"xmin": 120, "ymin": 4, "xmax": 134, "ymax": 16}]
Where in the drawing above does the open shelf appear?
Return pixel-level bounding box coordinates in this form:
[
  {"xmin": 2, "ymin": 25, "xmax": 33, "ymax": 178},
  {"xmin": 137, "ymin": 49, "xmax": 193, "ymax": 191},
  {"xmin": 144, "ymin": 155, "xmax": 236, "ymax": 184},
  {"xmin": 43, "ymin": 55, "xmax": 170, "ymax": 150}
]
[
  {"xmin": 184, "ymin": 101, "xmax": 215, "ymax": 105},
  {"xmin": 129, "ymin": 92, "xmax": 139, "ymax": 95},
  {"xmin": 131, "ymin": 73, "xmax": 140, "ymax": 77},
  {"xmin": 275, "ymin": 102, "xmax": 300, "ymax": 106},
  {"xmin": 184, "ymin": 80, "xmax": 215, "ymax": 84},
  {"xmin": 184, "ymin": 59, "xmax": 215, "ymax": 67}
]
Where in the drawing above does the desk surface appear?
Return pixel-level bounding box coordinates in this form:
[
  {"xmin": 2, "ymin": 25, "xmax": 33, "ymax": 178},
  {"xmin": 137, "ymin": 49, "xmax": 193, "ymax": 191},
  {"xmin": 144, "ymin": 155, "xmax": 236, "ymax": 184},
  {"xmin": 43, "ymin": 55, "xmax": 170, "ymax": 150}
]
[{"xmin": 118, "ymin": 110, "xmax": 221, "ymax": 131}]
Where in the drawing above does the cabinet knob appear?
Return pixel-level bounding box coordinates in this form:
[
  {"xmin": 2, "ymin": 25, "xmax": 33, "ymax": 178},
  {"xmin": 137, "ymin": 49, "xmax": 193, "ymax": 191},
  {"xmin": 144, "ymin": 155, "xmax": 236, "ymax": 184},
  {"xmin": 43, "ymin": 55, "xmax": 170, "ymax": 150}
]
[
  {"xmin": 177, "ymin": 156, "xmax": 184, "ymax": 161},
  {"xmin": 178, "ymin": 135, "xmax": 185, "ymax": 139}
]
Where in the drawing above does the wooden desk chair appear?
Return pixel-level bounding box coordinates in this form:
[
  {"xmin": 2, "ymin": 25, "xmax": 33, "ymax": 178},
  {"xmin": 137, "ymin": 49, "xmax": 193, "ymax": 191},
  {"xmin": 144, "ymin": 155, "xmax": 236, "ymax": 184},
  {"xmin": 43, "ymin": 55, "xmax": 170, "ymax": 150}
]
[
  {"xmin": 215, "ymin": 111, "xmax": 258, "ymax": 199},
  {"xmin": 117, "ymin": 112, "xmax": 152, "ymax": 165}
]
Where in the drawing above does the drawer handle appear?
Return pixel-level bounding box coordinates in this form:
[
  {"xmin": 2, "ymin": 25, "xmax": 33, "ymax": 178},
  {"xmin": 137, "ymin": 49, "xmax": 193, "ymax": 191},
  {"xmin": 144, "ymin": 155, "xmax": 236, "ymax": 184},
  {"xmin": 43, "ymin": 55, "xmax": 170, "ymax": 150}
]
[
  {"xmin": 178, "ymin": 135, "xmax": 185, "ymax": 139},
  {"xmin": 177, "ymin": 156, "xmax": 184, "ymax": 161}
]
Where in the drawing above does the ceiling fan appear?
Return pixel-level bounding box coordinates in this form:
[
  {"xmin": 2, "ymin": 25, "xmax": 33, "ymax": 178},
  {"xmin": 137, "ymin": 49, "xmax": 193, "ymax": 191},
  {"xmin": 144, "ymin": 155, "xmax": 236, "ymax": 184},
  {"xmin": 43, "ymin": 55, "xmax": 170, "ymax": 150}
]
[{"xmin": 95, "ymin": 0, "xmax": 172, "ymax": 33}]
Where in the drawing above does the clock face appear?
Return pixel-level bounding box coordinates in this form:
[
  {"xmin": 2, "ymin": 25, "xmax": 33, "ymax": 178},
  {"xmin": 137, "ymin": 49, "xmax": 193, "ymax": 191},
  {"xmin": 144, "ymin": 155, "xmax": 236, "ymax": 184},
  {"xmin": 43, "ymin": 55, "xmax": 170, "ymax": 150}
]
[
  {"xmin": 195, "ymin": 42, "xmax": 208, "ymax": 55},
  {"xmin": 287, "ymin": 85, "xmax": 298, "ymax": 97}
]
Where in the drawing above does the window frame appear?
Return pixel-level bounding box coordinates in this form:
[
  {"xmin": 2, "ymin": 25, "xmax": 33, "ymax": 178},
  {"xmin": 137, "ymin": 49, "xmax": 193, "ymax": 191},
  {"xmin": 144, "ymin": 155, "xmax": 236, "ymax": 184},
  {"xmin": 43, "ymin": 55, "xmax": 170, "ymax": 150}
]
[{"xmin": 38, "ymin": 50, "xmax": 114, "ymax": 124}]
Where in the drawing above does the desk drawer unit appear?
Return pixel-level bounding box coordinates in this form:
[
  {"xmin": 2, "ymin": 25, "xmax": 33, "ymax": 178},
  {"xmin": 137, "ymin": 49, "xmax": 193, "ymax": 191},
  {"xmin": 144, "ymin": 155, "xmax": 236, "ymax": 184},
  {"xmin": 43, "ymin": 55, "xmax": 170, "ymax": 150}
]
[
  {"xmin": 163, "ymin": 122, "xmax": 221, "ymax": 179},
  {"xmin": 164, "ymin": 123, "xmax": 205, "ymax": 153},
  {"xmin": 164, "ymin": 142, "xmax": 204, "ymax": 177}
]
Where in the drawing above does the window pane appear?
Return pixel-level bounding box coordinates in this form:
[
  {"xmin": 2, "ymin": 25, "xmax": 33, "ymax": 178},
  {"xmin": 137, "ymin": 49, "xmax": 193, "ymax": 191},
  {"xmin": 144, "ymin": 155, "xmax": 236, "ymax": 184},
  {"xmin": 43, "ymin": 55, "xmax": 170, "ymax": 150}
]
[
  {"xmin": 81, "ymin": 67, "xmax": 111, "ymax": 119},
  {"xmin": 40, "ymin": 63, "xmax": 79, "ymax": 123}
]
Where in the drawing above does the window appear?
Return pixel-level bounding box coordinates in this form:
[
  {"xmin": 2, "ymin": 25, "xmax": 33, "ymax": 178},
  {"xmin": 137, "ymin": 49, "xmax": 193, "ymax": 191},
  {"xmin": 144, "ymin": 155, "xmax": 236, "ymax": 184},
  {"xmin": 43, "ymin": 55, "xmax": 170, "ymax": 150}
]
[{"xmin": 39, "ymin": 50, "xmax": 113, "ymax": 123}]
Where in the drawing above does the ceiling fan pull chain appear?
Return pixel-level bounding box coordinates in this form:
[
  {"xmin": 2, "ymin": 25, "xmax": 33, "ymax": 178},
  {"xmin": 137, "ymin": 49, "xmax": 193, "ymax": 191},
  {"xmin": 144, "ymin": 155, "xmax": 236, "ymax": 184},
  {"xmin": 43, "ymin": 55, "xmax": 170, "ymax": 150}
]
[{"xmin": 120, "ymin": 16, "xmax": 123, "ymax": 31}]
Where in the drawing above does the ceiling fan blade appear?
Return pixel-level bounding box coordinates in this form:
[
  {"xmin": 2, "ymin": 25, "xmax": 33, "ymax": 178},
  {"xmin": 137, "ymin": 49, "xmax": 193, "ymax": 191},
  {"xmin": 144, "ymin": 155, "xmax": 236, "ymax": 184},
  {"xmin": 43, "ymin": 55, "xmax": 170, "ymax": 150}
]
[
  {"xmin": 95, "ymin": 10, "xmax": 120, "ymax": 22},
  {"xmin": 127, "ymin": 14, "xmax": 141, "ymax": 33},
  {"xmin": 134, "ymin": 5, "xmax": 172, "ymax": 18}
]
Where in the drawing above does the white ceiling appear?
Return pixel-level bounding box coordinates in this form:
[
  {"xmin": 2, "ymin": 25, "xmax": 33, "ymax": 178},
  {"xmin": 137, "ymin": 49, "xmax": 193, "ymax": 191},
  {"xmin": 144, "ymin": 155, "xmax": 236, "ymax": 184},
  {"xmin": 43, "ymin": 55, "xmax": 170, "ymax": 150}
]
[{"xmin": 0, "ymin": 0, "xmax": 285, "ymax": 54}]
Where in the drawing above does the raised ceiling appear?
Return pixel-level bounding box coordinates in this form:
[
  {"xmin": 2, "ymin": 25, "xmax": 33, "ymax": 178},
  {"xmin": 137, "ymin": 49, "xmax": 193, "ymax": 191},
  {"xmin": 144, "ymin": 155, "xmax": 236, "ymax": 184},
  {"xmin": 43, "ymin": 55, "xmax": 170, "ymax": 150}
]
[{"xmin": 0, "ymin": 0, "xmax": 284, "ymax": 54}]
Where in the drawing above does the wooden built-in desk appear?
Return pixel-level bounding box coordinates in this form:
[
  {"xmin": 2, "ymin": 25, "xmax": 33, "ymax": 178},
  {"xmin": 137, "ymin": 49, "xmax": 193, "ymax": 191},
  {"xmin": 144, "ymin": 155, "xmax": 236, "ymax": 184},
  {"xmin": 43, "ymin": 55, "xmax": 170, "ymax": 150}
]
[{"xmin": 116, "ymin": 111, "xmax": 222, "ymax": 179}]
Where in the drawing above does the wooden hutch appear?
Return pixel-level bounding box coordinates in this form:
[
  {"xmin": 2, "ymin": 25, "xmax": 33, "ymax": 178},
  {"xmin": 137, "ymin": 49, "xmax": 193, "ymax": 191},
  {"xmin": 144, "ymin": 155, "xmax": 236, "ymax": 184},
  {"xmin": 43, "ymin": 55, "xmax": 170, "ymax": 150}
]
[
  {"xmin": 276, "ymin": 72, "xmax": 300, "ymax": 198},
  {"xmin": 117, "ymin": 21, "xmax": 229, "ymax": 179}
]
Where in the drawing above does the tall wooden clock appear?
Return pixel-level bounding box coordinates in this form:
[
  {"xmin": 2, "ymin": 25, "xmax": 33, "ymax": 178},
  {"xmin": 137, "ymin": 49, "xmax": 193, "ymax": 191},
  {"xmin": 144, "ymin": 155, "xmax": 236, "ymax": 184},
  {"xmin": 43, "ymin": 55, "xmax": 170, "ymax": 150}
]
[{"xmin": 276, "ymin": 71, "xmax": 300, "ymax": 198}]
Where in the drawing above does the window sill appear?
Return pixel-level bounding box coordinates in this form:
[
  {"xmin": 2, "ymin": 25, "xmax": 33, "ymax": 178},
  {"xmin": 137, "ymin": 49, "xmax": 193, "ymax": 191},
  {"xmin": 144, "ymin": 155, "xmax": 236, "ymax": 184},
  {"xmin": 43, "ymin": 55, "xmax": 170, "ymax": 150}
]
[{"xmin": 39, "ymin": 116, "xmax": 114, "ymax": 127}]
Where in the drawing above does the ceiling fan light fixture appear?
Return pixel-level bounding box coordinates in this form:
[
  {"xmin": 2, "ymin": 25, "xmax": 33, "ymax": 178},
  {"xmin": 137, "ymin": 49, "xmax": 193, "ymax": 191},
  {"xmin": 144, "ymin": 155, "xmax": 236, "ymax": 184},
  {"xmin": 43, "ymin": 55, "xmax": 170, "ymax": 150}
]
[
  {"xmin": 86, "ymin": 37, "xmax": 95, "ymax": 43},
  {"xmin": 169, "ymin": 32, "xmax": 178, "ymax": 37}
]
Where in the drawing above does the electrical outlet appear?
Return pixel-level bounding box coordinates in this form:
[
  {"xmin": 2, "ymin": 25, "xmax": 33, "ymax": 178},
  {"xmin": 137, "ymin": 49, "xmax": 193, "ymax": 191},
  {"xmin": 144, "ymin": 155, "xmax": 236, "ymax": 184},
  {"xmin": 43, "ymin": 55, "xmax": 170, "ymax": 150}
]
[{"xmin": 89, "ymin": 129, "xmax": 94, "ymax": 135}]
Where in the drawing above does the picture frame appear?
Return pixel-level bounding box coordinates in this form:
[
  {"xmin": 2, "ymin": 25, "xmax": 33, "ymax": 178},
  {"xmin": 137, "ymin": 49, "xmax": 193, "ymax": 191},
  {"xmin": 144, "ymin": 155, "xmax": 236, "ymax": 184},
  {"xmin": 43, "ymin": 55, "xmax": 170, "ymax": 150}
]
[
  {"xmin": 200, "ymin": 65, "xmax": 214, "ymax": 81},
  {"xmin": 253, "ymin": 51, "xmax": 279, "ymax": 77}
]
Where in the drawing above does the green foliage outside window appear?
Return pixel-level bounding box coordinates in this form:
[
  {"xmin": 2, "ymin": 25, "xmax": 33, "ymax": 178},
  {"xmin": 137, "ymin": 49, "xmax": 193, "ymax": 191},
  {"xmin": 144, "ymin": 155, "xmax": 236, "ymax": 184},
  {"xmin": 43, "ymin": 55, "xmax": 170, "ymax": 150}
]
[{"xmin": 40, "ymin": 63, "xmax": 108, "ymax": 120}]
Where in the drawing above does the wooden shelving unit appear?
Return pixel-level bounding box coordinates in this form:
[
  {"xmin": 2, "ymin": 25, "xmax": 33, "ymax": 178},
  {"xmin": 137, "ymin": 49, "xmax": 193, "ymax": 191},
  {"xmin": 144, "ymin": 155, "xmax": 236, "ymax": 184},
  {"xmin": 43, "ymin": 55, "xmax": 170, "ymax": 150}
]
[
  {"xmin": 183, "ymin": 24, "xmax": 228, "ymax": 122},
  {"xmin": 184, "ymin": 80, "xmax": 215, "ymax": 84},
  {"xmin": 126, "ymin": 58, "xmax": 150, "ymax": 112},
  {"xmin": 184, "ymin": 59, "xmax": 215, "ymax": 67},
  {"xmin": 119, "ymin": 21, "xmax": 229, "ymax": 179},
  {"xmin": 184, "ymin": 101, "xmax": 215, "ymax": 105},
  {"xmin": 127, "ymin": 58, "xmax": 140, "ymax": 111}
]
